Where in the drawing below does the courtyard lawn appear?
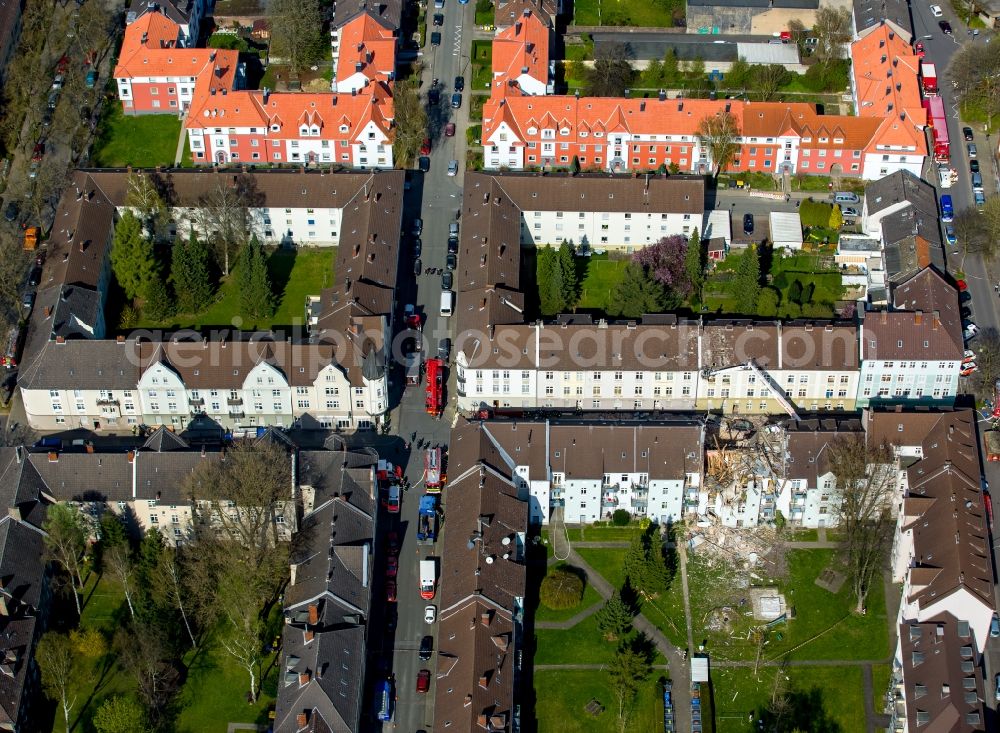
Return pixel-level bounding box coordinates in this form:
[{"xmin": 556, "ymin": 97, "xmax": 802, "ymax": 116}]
[
  {"xmin": 871, "ymin": 663, "xmax": 892, "ymax": 714},
  {"xmin": 565, "ymin": 524, "xmax": 646, "ymax": 542},
  {"xmin": 576, "ymin": 255, "xmax": 628, "ymax": 311},
  {"xmin": 576, "ymin": 547, "xmax": 629, "ymax": 591},
  {"xmin": 472, "ymin": 62, "xmax": 493, "ymax": 91},
  {"xmin": 535, "ymin": 670, "xmax": 665, "ymax": 733},
  {"xmin": 474, "ymin": 0, "xmax": 495, "ymax": 26},
  {"xmin": 534, "ymin": 613, "xmax": 620, "ymax": 665},
  {"xmin": 137, "ymin": 247, "xmax": 335, "ymax": 330},
  {"xmin": 646, "ymin": 549, "xmax": 889, "ymax": 664},
  {"xmin": 711, "ymin": 664, "xmax": 867, "ymax": 731},
  {"xmin": 470, "ymin": 94, "xmax": 487, "ymax": 121},
  {"xmin": 573, "ymin": 0, "xmax": 682, "ymax": 25},
  {"xmin": 91, "ymin": 104, "xmax": 182, "ymax": 168}
]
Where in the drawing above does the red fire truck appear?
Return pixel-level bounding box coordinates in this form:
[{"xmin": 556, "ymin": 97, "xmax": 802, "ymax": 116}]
[
  {"xmin": 425, "ymin": 447, "xmax": 446, "ymax": 493},
  {"xmin": 425, "ymin": 358, "xmax": 444, "ymax": 416}
]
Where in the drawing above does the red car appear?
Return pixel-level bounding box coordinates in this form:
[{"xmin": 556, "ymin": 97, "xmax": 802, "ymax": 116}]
[
  {"xmin": 416, "ymin": 669, "xmax": 431, "ymax": 694},
  {"xmin": 386, "ymin": 531, "xmax": 400, "ymax": 556},
  {"xmin": 444, "ymin": 122, "xmax": 456, "ymax": 137},
  {"xmin": 386, "ymin": 555, "xmax": 398, "ymax": 578},
  {"xmin": 386, "ymin": 579, "xmax": 397, "ymax": 602},
  {"xmin": 914, "ymin": 41, "xmax": 925, "ymax": 57},
  {"xmin": 385, "ymin": 484, "xmax": 401, "ymax": 514},
  {"xmin": 31, "ymin": 143, "xmax": 44, "ymax": 162},
  {"xmin": 420, "ymin": 137, "xmax": 431, "ymax": 155}
]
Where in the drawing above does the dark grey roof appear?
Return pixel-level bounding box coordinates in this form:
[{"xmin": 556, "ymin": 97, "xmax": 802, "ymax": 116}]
[
  {"xmin": 864, "ymin": 170, "xmax": 937, "ymax": 218},
  {"xmin": 16, "ymin": 339, "xmax": 139, "ymax": 391},
  {"xmin": 0, "ymin": 614, "xmax": 37, "ymax": 732},
  {"xmin": 332, "ymin": 0, "xmax": 402, "ymax": 31},
  {"xmin": 50, "ymin": 285, "xmax": 105, "ymax": 341},
  {"xmin": 135, "ymin": 451, "xmax": 222, "ymax": 502},
  {"xmin": 0, "ymin": 517, "xmax": 47, "ymax": 614},
  {"xmin": 298, "ymin": 450, "xmax": 377, "ymax": 515},
  {"xmin": 28, "ymin": 452, "xmax": 134, "ymax": 503},
  {"xmin": 143, "ymin": 427, "xmax": 191, "ymax": 452},
  {"xmin": 0, "ymin": 449, "xmax": 50, "ymax": 530},
  {"xmin": 854, "ymin": 0, "xmax": 913, "ymax": 37},
  {"xmin": 127, "ymin": 0, "xmax": 200, "ymax": 27}
]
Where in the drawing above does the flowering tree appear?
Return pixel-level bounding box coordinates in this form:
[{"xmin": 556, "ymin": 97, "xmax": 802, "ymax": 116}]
[{"xmin": 631, "ymin": 235, "xmax": 693, "ymax": 303}]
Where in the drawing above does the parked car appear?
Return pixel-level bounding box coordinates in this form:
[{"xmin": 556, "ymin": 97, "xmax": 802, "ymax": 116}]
[
  {"xmin": 418, "ymin": 156, "xmax": 430, "ymax": 172},
  {"xmin": 451, "ymin": 92, "xmax": 462, "ymax": 108},
  {"xmin": 964, "ymin": 322, "xmax": 980, "ymax": 340},
  {"xmin": 449, "ymin": 221, "xmax": 459, "ymax": 237},
  {"xmin": 995, "ymin": 673, "xmax": 1000, "ymax": 702},
  {"xmin": 991, "ymin": 613, "xmax": 1000, "ymax": 638},
  {"xmin": 385, "ymin": 484, "xmax": 401, "ymax": 514},
  {"xmin": 428, "ymin": 87, "xmax": 440, "ymax": 105},
  {"xmin": 419, "ymin": 635, "xmax": 433, "ymax": 661},
  {"xmin": 28, "ymin": 268, "xmax": 41, "ymax": 287},
  {"xmin": 930, "ymin": 4, "xmax": 943, "ymax": 15},
  {"xmin": 41, "ymin": 109, "xmax": 53, "ymax": 127},
  {"xmin": 28, "ymin": 162, "xmax": 39, "ymax": 179},
  {"xmin": 975, "ymin": 190, "xmax": 986, "ymax": 210},
  {"xmin": 446, "ymin": 253, "xmax": 457, "ymax": 270},
  {"xmin": 968, "ymin": 142, "xmax": 978, "ymax": 158},
  {"xmin": 386, "ymin": 531, "xmax": 400, "ymax": 556},
  {"xmin": 441, "ymin": 270, "xmax": 453, "ymax": 289},
  {"xmin": 945, "ymin": 225, "xmax": 957, "ymax": 246},
  {"xmin": 386, "ymin": 555, "xmax": 398, "ymax": 578},
  {"xmin": 413, "ymin": 258, "xmax": 422, "ymax": 276},
  {"xmin": 842, "ymin": 207, "xmax": 858, "ymax": 217},
  {"xmin": 743, "ymin": 213, "xmax": 754, "ymax": 235},
  {"xmin": 444, "ymin": 122, "xmax": 456, "ymax": 137},
  {"xmin": 914, "ymin": 41, "xmax": 925, "ymax": 57},
  {"xmin": 386, "ymin": 607, "xmax": 398, "ymax": 632},
  {"xmin": 433, "ymin": 12, "xmax": 444, "ymax": 25},
  {"xmin": 20, "ymin": 291, "xmax": 34, "ymax": 310},
  {"xmin": 31, "ymin": 143, "xmax": 44, "ymax": 162},
  {"xmin": 963, "ymin": 349, "xmax": 976, "ymax": 363},
  {"xmin": 420, "ymin": 137, "xmax": 431, "ymax": 155},
  {"xmin": 447, "ymin": 159, "xmax": 459, "ymax": 176},
  {"xmin": 51, "ymin": 74, "xmax": 64, "ymax": 90},
  {"xmin": 939, "ymin": 20, "xmax": 952, "ymax": 34},
  {"xmin": 961, "ymin": 362, "xmax": 977, "ymax": 376},
  {"xmin": 424, "ymin": 605, "xmax": 436, "ymax": 624},
  {"xmin": 85, "ymin": 69, "xmax": 97, "ymax": 88},
  {"xmin": 963, "ymin": 127, "xmax": 974, "ymax": 142},
  {"xmin": 416, "ymin": 669, "xmax": 431, "ymax": 694},
  {"xmin": 447, "ymin": 236, "xmax": 458, "ymax": 254},
  {"xmin": 386, "ymin": 579, "xmax": 397, "ymax": 602},
  {"xmin": 431, "ymin": 31, "xmax": 441, "ymax": 46},
  {"xmin": 970, "ymin": 159, "xmax": 980, "ymax": 173},
  {"xmin": 413, "ymin": 238, "xmax": 422, "ymax": 258},
  {"xmin": 454, "ymin": 75, "xmax": 464, "ymax": 92},
  {"xmin": 412, "ymin": 218, "xmax": 423, "ymax": 236},
  {"xmin": 3, "ymin": 201, "xmax": 19, "ymax": 223},
  {"xmin": 438, "ymin": 338, "xmax": 451, "ymax": 360}
]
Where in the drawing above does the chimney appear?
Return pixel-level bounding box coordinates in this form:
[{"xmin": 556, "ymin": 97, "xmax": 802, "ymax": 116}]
[
  {"xmin": 308, "ymin": 603, "xmax": 319, "ymax": 624},
  {"xmin": 299, "ymin": 671, "xmax": 310, "ymax": 685},
  {"xmin": 127, "ymin": 450, "xmax": 135, "ymax": 463},
  {"xmin": 296, "ymin": 713, "xmax": 308, "ymax": 728},
  {"xmin": 932, "ymin": 310, "xmax": 940, "ymax": 330},
  {"xmin": 481, "ymin": 610, "xmax": 492, "ymax": 626},
  {"xmin": 85, "ymin": 442, "xmax": 94, "ymax": 454},
  {"xmin": 47, "ymin": 452, "xmax": 58, "ymax": 463},
  {"xmin": 304, "ymin": 630, "xmax": 315, "ymax": 642},
  {"xmin": 79, "ymin": 239, "xmax": 86, "ymax": 253},
  {"xmin": 7, "ymin": 506, "xmax": 21, "ymax": 522},
  {"xmin": 914, "ymin": 310, "xmax": 923, "ymax": 325},
  {"xmin": 55, "ymin": 335, "xmax": 65, "ymax": 344},
  {"xmin": 116, "ymin": 335, "xmax": 126, "ymax": 343},
  {"xmin": 478, "ymin": 674, "xmax": 489, "ymax": 688},
  {"xmin": 880, "ymin": 311, "xmax": 888, "ymax": 324}
]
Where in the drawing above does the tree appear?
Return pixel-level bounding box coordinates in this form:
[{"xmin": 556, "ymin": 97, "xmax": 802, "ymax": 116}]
[
  {"xmin": 116, "ymin": 622, "xmax": 176, "ymax": 721},
  {"xmin": 558, "ymin": 241, "xmax": 578, "ymax": 309},
  {"xmin": 968, "ymin": 328, "xmax": 1000, "ymax": 402},
  {"xmin": 236, "ymin": 237, "xmax": 274, "ymax": 321},
  {"xmin": 611, "ymin": 509, "xmax": 631, "ymax": 527},
  {"xmin": 215, "ymin": 561, "xmax": 268, "ymax": 702},
  {"xmin": 607, "ymin": 263, "xmax": 666, "ymax": 318},
  {"xmin": 171, "ymin": 231, "xmax": 215, "ymax": 314},
  {"xmin": 787, "ymin": 18, "xmax": 807, "ymax": 50},
  {"xmin": 696, "ymin": 111, "xmax": 741, "ymax": 176},
  {"xmin": 71, "ymin": 627, "xmax": 108, "ymax": 660},
  {"xmin": 37, "ymin": 633, "xmax": 77, "ymax": 732},
  {"xmin": 42, "ymin": 504, "xmax": 87, "ymax": 616},
  {"xmin": 624, "ymin": 527, "xmax": 671, "ymax": 596},
  {"xmin": 828, "ymin": 435, "xmax": 896, "ymax": 613},
  {"xmin": 106, "ymin": 544, "xmax": 138, "ymax": 620},
  {"xmin": 953, "ymin": 206, "xmax": 990, "ymax": 259},
  {"xmin": 0, "ymin": 232, "xmax": 28, "ymax": 332},
  {"xmin": 595, "ymin": 591, "xmax": 635, "ymax": 641},
  {"xmin": 751, "ymin": 64, "xmax": 790, "ymax": 102},
  {"xmin": 733, "ymin": 246, "xmax": 762, "ymax": 314},
  {"xmin": 757, "ymin": 286, "xmax": 780, "ymax": 317},
  {"xmin": 392, "ymin": 81, "xmax": 428, "ymax": 169},
  {"xmin": 684, "ymin": 228, "xmax": 703, "ymax": 302},
  {"xmin": 585, "ymin": 43, "xmax": 635, "ymax": 97},
  {"xmin": 267, "ymin": 0, "xmax": 325, "ymax": 74},
  {"xmin": 111, "ymin": 211, "xmax": 156, "ymax": 301},
  {"xmin": 632, "ymin": 235, "xmax": 693, "ymax": 303},
  {"xmin": 155, "ymin": 544, "xmax": 198, "ymax": 649},
  {"xmin": 661, "ymin": 50, "xmax": 680, "ymax": 87},
  {"xmin": 787, "ymin": 279, "xmax": 803, "ymax": 305},
  {"xmin": 980, "ymin": 196, "xmax": 1000, "ymax": 259},
  {"xmin": 194, "ymin": 174, "xmax": 261, "ymax": 276},
  {"xmin": 537, "ymin": 247, "xmax": 565, "ymax": 315},
  {"xmin": 947, "ymin": 41, "xmax": 1000, "ymax": 128},
  {"xmin": 125, "ymin": 172, "xmax": 168, "ymax": 241},
  {"xmin": 813, "ymin": 6, "xmax": 852, "ymax": 67},
  {"xmin": 607, "ymin": 644, "xmax": 651, "ymax": 733},
  {"xmin": 142, "ymin": 271, "xmax": 174, "ymax": 321},
  {"xmin": 539, "ymin": 566, "xmax": 584, "ymax": 610},
  {"xmin": 685, "ymin": 56, "xmax": 707, "ymax": 92},
  {"xmin": 828, "ymin": 204, "xmax": 844, "ymax": 230},
  {"xmin": 93, "ymin": 696, "xmax": 149, "ymax": 733},
  {"xmin": 724, "ymin": 58, "xmax": 752, "ymax": 89}
]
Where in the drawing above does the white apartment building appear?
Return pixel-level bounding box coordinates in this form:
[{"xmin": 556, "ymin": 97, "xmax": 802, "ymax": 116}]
[{"xmin": 449, "ymin": 418, "xmax": 703, "ymax": 526}]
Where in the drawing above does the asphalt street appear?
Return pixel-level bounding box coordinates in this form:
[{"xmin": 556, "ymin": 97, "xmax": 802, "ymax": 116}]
[
  {"xmin": 369, "ymin": 1, "xmax": 474, "ymax": 730},
  {"xmin": 909, "ymin": 3, "xmax": 1000, "ymax": 723}
]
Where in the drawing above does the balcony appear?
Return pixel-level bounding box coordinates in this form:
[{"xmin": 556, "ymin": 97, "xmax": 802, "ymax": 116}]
[
  {"xmin": 229, "ymin": 410, "xmax": 245, "ymax": 419},
  {"xmin": 227, "ymin": 397, "xmax": 243, "ymax": 406},
  {"xmin": 189, "ymin": 397, "xmax": 204, "ymax": 407},
  {"xmin": 96, "ymin": 397, "xmax": 119, "ymax": 406}
]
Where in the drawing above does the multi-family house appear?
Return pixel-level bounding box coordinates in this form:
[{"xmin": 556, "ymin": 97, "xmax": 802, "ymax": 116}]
[
  {"xmin": 126, "ymin": 0, "xmax": 207, "ymax": 48},
  {"xmin": 435, "ymin": 420, "xmax": 528, "ymax": 733},
  {"xmin": 478, "ymin": 12, "xmax": 926, "ymax": 177},
  {"xmin": 854, "ymin": 0, "xmax": 912, "ymax": 38},
  {"xmin": 491, "ymin": 10, "xmax": 552, "ymax": 95},
  {"xmin": 494, "ymin": 0, "xmax": 559, "ymax": 29},
  {"xmin": 331, "ymin": 13, "xmax": 396, "ymax": 94},
  {"xmin": 857, "ymin": 268, "xmax": 962, "ymax": 408},
  {"xmin": 114, "ymin": 11, "xmax": 242, "ymax": 115},
  {"xmin": 273, "ymin": 448, "xmax": 377, "ymax": 733},
  {"xmin": 0, "ymin": 0, "xmax": 23, "ymax": 80}
]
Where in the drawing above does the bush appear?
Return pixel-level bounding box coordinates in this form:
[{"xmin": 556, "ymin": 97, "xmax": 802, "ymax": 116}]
[
  {"xmin": 612, "ymin": 509, "xmax": 631, "ymax": 526},
  {"xmin": 799, "ymin": 198, "xmax": 835, "ymax": 228},
  {"xmin": 539, "ymin": 566, "xmax": 585, "ymax": 610}
]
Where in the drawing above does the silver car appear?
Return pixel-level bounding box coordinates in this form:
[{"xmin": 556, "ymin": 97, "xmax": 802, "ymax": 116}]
[{"xmin": 447, "ymin": 160, "xmax": 458, "ymax": 176}]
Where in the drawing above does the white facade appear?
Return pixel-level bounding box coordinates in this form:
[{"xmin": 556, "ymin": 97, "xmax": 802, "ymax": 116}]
[
  {"xmin": 22, "ymin": 385, "xmax": 143, "ymax": 431},
  {"xmin": 860, "ymin": 151, "xmax": 925, "ymax": 182},
  {"xmin": 521, "ymin": 208, "xmax": 700, "ymax": 250}
]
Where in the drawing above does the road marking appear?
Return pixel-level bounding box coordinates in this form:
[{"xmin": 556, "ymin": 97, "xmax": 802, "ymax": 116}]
[{"xmin": 453, "ymin": 25, "xmax": 463, "ymax": 56}]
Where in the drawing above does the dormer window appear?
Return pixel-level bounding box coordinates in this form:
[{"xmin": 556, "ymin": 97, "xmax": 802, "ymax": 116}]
[
  {"xmin": 270, "ymin": 124, "xmax": 280, "ymax": 132},
  {"xmin": 559, "ymin": 127, "xmax": 570, "ymax": 136},
  {"xmin": 339, "ymin": 124, "xmax": 349, "ymax": 133},
  {"xmin": 580, "ymin": 131, "xmax": 588, "ymax": 138},
  {"xmin": 300, "ymin": 126, "xmax": 308, "ymax": 135},
  {"xmin": 527, "ymin": 126, "xmax": 537, "ymax": 135},
  {"xmin": 594, "ymin": 131, "xmax": 604, "ymax": 138}
]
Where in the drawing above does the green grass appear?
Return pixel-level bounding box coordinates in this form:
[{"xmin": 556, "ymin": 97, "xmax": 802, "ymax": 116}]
[
  {"xmin": 565, "ymin": 524, "xmax": 645, "ymax": 542},
  {"xmin": 466, "ymin": 124, "xmax": 482, "ymax": 147},
  {"xmin": 564, "ymin": 39, "xmax": 594, "ymax": 62},
  {"xmin": 571, "ymin": 0, "xmax": 682, "ymax": 27},
  {"xmin": 535, "ymin": 613, "xmax": 621, "ymax": 665},
  {"xmin": 472, "ymin": 62, "xmax": 493, "ymax": 91},
  {"xmin": 535, "ymin": 670, "xmax": 666, "ymax": 733},
  {"xmin": 576, "ymin": 547, "xmax": 629, "ymax": 591},
  {"xmin": 91, "ymin": 104, "xmax": 182, "ymax": 168},
  {"xmin": 576, "ymin": 254, "xmax": 629, "ymax": 311},
  {"xmin": 475, "ymin": 0, "xmax": 495, "ymax": 26},
  {"xmin": 472, "ymin": 39, "xmax": 493, "ymax": 63},
  {"xmin": 137, "ymin": 248, "xmax": 335, "ymax": 330},
  {"xmin": 647, "ymin": 549, "xmax": 889, "ymax": 664},
  {"xmin": 535, "ymin": 582, "xmax": 603, "ymax": 623},
  {"xmin": 711, "ymin": 664, "xmax": 866, "ymax": 731},
  {"xmin": 470, "ymin": 94, "xmax": 487, "ymax": 122},
  {"xmin": 871, "ymin": 663, "xmax": 892, "ymax": 714}
]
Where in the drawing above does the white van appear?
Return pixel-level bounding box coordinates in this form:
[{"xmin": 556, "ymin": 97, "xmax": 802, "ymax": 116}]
[
  {"xmin": 440, "ymin": 290, "xmax": 454, "ymax": 317},
  {"xmin": 834, "ymin": 192, "xmax": 860, "ymax": 204}
]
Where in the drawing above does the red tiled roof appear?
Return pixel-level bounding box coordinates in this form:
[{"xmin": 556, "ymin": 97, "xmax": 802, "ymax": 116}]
[
  {"xmin": 334, "ymin": 14, "xmax": 397, "ymax": 88},
  {"xmin": 491, "ymin": 11, "xmax": 549, "ymax": 90}
]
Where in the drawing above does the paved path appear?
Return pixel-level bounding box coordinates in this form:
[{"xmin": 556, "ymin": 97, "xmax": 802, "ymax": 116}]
[
  {"xmin": 677, "ymin": 541, "xmax": 696, "ymax": 654},
  {"xmin": 785, "ymin": 540, "xmax": 839, "ymax": 549},
  {"xmin": 713, "ymin": 658, "xmax": 889, "ymax": 668},
  {"xmin": 173, "ymin": 118, "xmax": 187, "ymax": 165},
  {"xmin": 535, "ymin": 600, "xmax": 604, "ymax": 630}
]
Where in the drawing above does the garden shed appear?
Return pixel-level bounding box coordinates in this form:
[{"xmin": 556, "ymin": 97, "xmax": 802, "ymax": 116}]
[{"xmin": 768, "ymin": 212, "xmax": 803, "ymax": 250}]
